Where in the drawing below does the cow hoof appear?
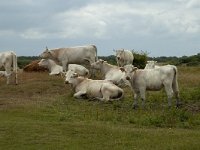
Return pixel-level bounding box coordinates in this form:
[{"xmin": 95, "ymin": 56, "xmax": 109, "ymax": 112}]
[
  {"xmin": 132, "ymin": 104, "xmax": 139, "ymax": 109},
  {"xmin": 176, "ymin": 102, "xmax": 183, "ymax": 108}
]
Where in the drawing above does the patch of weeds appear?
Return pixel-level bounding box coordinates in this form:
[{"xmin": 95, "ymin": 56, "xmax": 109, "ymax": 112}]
[
  {"xmin": 129, "ymin": 117, "xmax": 136, "ymax": 124},
  {"xmin": 59, "ymin": 113, "xmax": 73, "ymax": 122},
  {"xmin": 148, "ymin": 115, "xmax": 165, "ymax": 127}
]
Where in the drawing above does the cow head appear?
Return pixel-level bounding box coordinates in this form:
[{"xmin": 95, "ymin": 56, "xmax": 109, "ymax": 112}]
[
  {"xmin": 91, "ymin": 59, "xmax": 105, "ymax": 70},
  {"xmin": 115, "ymin": 49, "xmax": 125, "ymax": 61},
  {"xmin": 38, "ymin": 59, "xmax": 49, "ymax": 67},
  {"xmin": 39, "ymin": 47, "xmax": 53, "ymax": 59},
  {"xmin": 65, "ymin": 70, "xmax": 78, "ymax": 84},
  {"xmin": 120, "ymin": 64, "xmax": 137, "ymax": 80}
]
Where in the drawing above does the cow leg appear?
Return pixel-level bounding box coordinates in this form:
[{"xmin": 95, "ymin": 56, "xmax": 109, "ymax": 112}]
[
  {"xmin": 140, "ymin": 89, "xmax": 146, "ymax": 109},
  {"xmin": 5, "ymin": 66, "xmax": 11, "ymax": 85},
  {"xmin": 62, "ymin": 61, "xmax": 68, "ymax": 71},
  {"xmin": 98, "ymin": 91, "xmax": 111, "ymax": 102},
  {"xmin": 164, "ymin": 84, "xmax": 173, "ymax": 108},
  {"xmin": 6, "ymin": 75, "xmax": 10, "ymax": 84},
  {"xmin": 89, "ymin": 64, "xmax": 96, "ymax": 78},
  {"xmin": 73, "ymin": 91, "xmax": 87, "ymax": 99},
  {"xmin": 95, "ymin": 97, "xmax": 106, "ymax": 102},
  {"xmin": 133, "ymin": 91, "xmax": 139, "ymax": 109},
  {"xmin": 174, "ymin": 91, "xmax": 181, "ymax": 108},
  {"xmin": 83, "ymin": 59, "xmax": 95, "ymax": 78}
]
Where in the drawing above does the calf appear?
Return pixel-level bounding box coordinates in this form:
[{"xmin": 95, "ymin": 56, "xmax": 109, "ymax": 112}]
[
  {"xmin": 38, "ymin": 59, "xmax": 63, "ymax": 75},
  {"xmin": 65, "ymin": 70, "xmax": 124, "ymax": 101},
  {"xmin": 68, "ymin": 64, "xmax": 89, "ymax": 77}
]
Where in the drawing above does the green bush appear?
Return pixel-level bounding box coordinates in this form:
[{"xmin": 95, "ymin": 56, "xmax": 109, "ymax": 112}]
[
  {"xmin": 17, "ymin": 56, "xmax": 39, "ymax": 68},
  {"xmin": 132, "ymin": 50, "xmax": 148, "ymax": 69}
]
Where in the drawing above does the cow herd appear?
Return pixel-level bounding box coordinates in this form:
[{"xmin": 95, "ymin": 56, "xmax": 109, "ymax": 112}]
[{"xmin": 0, "ymin": 44, "xmax": 181, "ymax": 108}]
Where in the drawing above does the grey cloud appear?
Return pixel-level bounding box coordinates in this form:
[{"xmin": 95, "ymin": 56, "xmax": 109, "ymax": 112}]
[{"xmin": 0, "ymin": 0, "xmax": 200, "ymax": 57}]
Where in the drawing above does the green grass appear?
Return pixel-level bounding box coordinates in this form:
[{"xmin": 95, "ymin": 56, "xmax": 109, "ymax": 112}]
[{"xmin": 0, "ymin": 67, "xmax": 200, "ymax": 150}]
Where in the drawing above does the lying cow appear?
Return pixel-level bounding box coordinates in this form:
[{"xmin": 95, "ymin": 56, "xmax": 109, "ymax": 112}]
[
  {"xmin": 120, "ymin": 64, "xmax": 180, "ymax": 108},
  {"xmin": 65, "ymin": 70, "xmax": 124, "ymax": 101},
  {"xmin": 0, "ymin": 51, "xmax": 18, "ymax": 84},
  {"xmin": 38, "ymin": 59, "xmax": 63, "ymax": 75},
  {"xmin": 39, "ymin": 45, "xmax": 98, "ymax": 74},
  {"xmin": 144, "ymin": 61, "xmax": 160, "ymax": 69},
  {"xmin": 91, "ymin": 59, "xmax": 129, "ymax": 86},
  {"xmin": 38, "ymin": 59, "xmax": 89, "ymax": 77},
  {"xmin": 114, "ymin": 49, "xmax": 134, "ymax": 67},
  {"xmin": 68, "ymin": 64, "xmax": 89, "ymax": 77}
]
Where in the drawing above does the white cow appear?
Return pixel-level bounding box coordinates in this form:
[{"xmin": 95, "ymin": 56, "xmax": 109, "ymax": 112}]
[
  {"xmin": 38, "ymin": 59, "xmax": 63, "ymax": 75},
  {"xmin": 68, "ymin": 64, "xmax": 89, "ymax": 77},
  {"xmin": 65, "ymin": 70, "xmax": 124, "ymax": 101},
  {"xmin": 0, "ymin": 51, "xmax": 18, "ymax": 84},
  {"xmin": 91, "ymin": 59, "xmax": 129, "ymax": 86},
  {"xmin": 39, "ymin": 45, "xmax": 98, "ymax": 72},
  {"xmin": 120, "ymin": 64, "xmax": 180, "ymax": 108},
  {"xmin": 38, "ymin": 59, "xmax": 89, "ymax": 77},
  {"xmin": 0, "ymin": 71, "xmax": 6, "ymax": 77},
  {"xmin": 144, "ymin": 61, "xmax": 160, "ymax": 69},
  {"xmin": 114, "ymin": 49, "xmax": 134, "ymax": 67}
]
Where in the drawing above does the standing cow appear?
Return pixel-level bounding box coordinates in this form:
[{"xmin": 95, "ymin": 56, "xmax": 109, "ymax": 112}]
[
  {"xmin": 144, "ymin": 61, "xmax": 160, "ymax": 69},
  {"xmin": 39, "ymin": 45, "xmax": 98, "ymax": 76},
  {"xmin": 120, "ymin": 64, "xmax": 180, "ymax": 108},
  {"xmin": 114, "ymin": 49, "xmax": 134, "ymax": 67},
  {"xmin": 0, "ymin": 51, "xmax": 18, "ymax": 84}
]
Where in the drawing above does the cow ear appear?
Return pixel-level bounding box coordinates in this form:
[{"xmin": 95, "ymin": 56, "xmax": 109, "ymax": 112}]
[
  {"xmin": 120, "ymin": 67, "xmax": 125, "ymax": 72},
  {"xmin": 133, "ymin": 67, "xmax": 138, "ymax": 71},
  {"xmin": 100, "ymin": 59, "xmax": 104, "ymax": 63}
]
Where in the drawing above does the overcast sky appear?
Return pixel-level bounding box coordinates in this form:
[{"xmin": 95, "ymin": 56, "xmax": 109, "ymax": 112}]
[{"xmin": 0, "ymin": 0, "xmax": 200, "ymax": 57}]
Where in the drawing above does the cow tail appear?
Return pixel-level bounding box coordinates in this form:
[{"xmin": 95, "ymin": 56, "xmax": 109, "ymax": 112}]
[
  {"xmin": 12, "ymin": 52, "xmax": 18, "ymax": 84},
  {"xmin": 172, "ymin": 66, "xmax": 179, "ymax": 95}
]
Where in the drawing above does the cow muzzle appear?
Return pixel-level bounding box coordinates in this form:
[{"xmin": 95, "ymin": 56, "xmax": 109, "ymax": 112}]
[
  {"xmin": 65, "ymin": 80, "xmax": 69, "ymax": 84},
  {"xmin": 126, "ymin": 76, "xmax": 131, "ymax": 80}
]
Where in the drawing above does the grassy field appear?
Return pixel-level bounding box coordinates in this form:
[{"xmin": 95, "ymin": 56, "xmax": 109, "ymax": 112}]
[{"xmin": 0, "ymin": 67, "xmax": 200, "ymax": 150}]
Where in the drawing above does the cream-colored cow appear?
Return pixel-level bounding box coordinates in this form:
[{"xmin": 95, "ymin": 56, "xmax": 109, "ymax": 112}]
[
  {"xmin": 121, "ymin": 64, "xmax": 180, "ymax": 108},
  {"xmin": 114, "ymin": 49, "xmax": 134, "ymax": 67},
  {"xmin": 39, "ymin": 45, "xmax": 98, "ymax": 74},
  {"xmin": 0, "ymin": 51, "xmax": 18, "ymax": 84},
  {"xmin": 91, "ymin": 59, "xmax": 129, "ymax": 87},
  {"xmin": 65, "ymin": 70, "xmax": 124, "ymax": 101}
]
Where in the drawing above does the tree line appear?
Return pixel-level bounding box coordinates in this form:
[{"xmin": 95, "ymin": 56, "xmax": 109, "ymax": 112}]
[{"xmin": 17, "ymin": 52, "xmax": 200, "ymax": 69}]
